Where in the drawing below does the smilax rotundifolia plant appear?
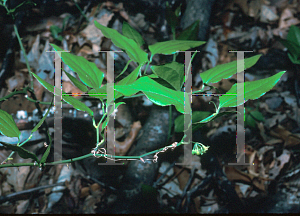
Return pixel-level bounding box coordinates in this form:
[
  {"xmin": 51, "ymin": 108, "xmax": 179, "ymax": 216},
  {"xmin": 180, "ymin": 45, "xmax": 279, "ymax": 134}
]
[{"xmin": 0, "ymin": 20, "xmax": 285, "ymax": 170}]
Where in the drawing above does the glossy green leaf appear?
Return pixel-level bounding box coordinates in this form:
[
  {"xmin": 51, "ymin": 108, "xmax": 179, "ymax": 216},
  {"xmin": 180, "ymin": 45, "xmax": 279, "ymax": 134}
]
[
  {"xmin": 287, "ymin": 25, "xmax": 300, "ymax": 46},
  {"xmin": 219, "ymin": 71, "xmax": 286, "ymax": 109},
  {"xmin": 191, "ymin": 111, "xmax": 237, "ymax": 132},
  {"xmin": 94, "ymin": 21, "xmax": 148, "ymax": 65},
  {"xmin": 100, "ymin": 102, "xmax": 125, "ymax": 133},
  {"xmin": 107, "ymin": 102, "xmax": 125, "ymax": 118},
  {"xmin": 0, "ymin": 141, "xmax": 39, "ymax": 163},
  {"xmin": 150, "ymin": 78, "xmax": 176, "ymax": 90},
  {"xmin": 31, "ymin": 98, "xmax": 53, "ymax": 133},
  {"xmin": 177, "ymin": 20, "xmax": 199, "ymax": 41},
  {"xmin": 40, "ymin": 142, "xmax": 51, "ymax": 165},
  {"xmin": 51, "ymin": 44, "xmax": 105, "ymax": 89},
  {"xmin": 118, "ymin": 64, "xmax": 144, "ymax": 86},
  {"xmin": 116, "ymin": 59, "xmax": 133, "ymax": 80},
  {"xmin": 114, "ymin": 76, "xmax": 185, "ymax": 114},
  {"xmin": 89, "ymin": 64, "xmax": 144, "ymax": 102},
  {"xmin": 122, "ymin": 21, "xmax": 144, "ymax": 47},
  {"xmin": 149, "ymin": 40, "xmax": 205, "ymax": 56},
  {"xmin": 151, "ymin": 62, "xmax": 184, "ymax": 90},
  {"xmin": 245, "ymin": 110, "xmax": 264, "ymax": 128},
  {"xmin": 200, "ymin": 54, "xmax": 262, "ymax": 84},
  {"xmin": 88, "ymin": 85, "xmax": 107, "ymax": 101},
  {"xmin": 63, "ymin": 69, "xmax": 88, "ymax": 92},
  {"xmin": 174, "ymin": 111, "xmax": 212, "ymax": 132},
  {"xmin": 32, "ymin": 72, "xmax": 93, "ymax": 117},
  {"xmin": 31, "ymin": 72, "xmax": 57, "ymax": 95},
  {"xmin": 115, "ymin": 64, "xmax": 144, "ymax": 99},
  {"xmin": 148, "ymin": 74, "xmax": 159, "ymax": 78},
  {"xmin": 0, "ymin": 109, "xmax": 21, "ymax": 138},
  {"xmin": 279, "ymin": 39, "xmax": 300, "ymax": 64},
  {"xmin": 62, "ymin": 95, "xmax": 93, "ymax": 117},
  {"xmin": 101, "ymin": 118, "xmax": 108, "ymax": 132}
]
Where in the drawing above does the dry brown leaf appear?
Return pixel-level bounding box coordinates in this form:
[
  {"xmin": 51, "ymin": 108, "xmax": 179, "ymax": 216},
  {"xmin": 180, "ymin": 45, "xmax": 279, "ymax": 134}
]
[
  {"xmin": 225, "ymin": 166, "xmax": 253, "ymax": 183},
  {"xmin": 0, "ymin": 94, "xmax": 37, "ymax": 114},
  {"xmin": 235, "ymin": 184, "xmax": 244, "ymax": 198},
  {"xmin": 278, "ymin": 8, "xmax": 300, "ymax": 29},
  {"xmin": 80, "ymin": 187, "xmax": 90, "ymax": 198},
  {"xmin": 5, "ymin": 71, "xmax": 26, "ymax": 92},
  {"xmin": 265, "ymin": 138, "xmax": 283, "ymax": 145},
  {"xmin": 81, "ymin": 13, "xmax": 113, "ymax": 45},
  {"xmin": 62, "ymin": 81, "xmax": 85, "ymax": 96},
  {"xmin": 222, "ymin": 11, "xmax": 236, "ymax": 28},
  {"xmin": 225, "ymin": 166, "xmax": 267, "ymax": 191},
  {"xmin": 24, "ymin": 167, "xmax": 41, "ymax": 189},
  {"xmin": 270, "ymin": 124, "xmax": 300, "ymax": 147},
  {"xmin": 260, "ymin": 5, "xmax": 278, "ymax": 23},
  {"xmin": 249, "ymin": 0, "xmax": 263, "ymax": 19},
  {"xmin": 268, "ymin": 149, "xmax": 291, "ymax": 179},
  {"xmin": 16, "ymin": 200, "xmax": 29, "ymax": 214},
  {"xmin": 77, "ymin": 44, "xmax": 93, "ymax": 58},
  {"xmin": 174, "ymin": 166, "xmax": 190, "ymax": 191},
  {"xmin": 108, "ymin": 121, "xmax": 142, "ymax": 156}
]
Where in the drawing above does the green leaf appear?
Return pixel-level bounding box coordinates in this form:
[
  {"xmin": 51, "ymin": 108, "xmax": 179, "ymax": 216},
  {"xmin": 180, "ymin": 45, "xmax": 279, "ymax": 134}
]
[
  {"xmin": 31, "ymin": 72, "xmax": 57, "ymax": 95},
  {"xmin": 200, "ymin": 54, "xmax": 262, "ymax": 84},
  {"xmin": 62, "ymin": 95, "xmax": 93, "ymax": 117},
  {"xmin": 94, "ymin": 21, "xmax": 148, "ymax": 65},
  {"xmin": 151, "ymin": 62, "xmax": 184, "ymax": 90},
  {"xmin": 0, "ymin": 141, "xmax": 39, "ymax": 163},
  {"xmin": 174, "ymin": 111, "xmax": 212, "ymax": 132},
  {"xmin": 50, "ymin": 25, "xmax": 63, "ymax": 41},
  {"xmin": 174, "ymin": 4, "xmax": 182, "ymax": 17},
  {"xmin": 166, "ymin": 2, "xmax": 179, "ymax": 29},
  {"xmin": 122, "ymin": 22, "xmax": 144, "ymax": 47},
  {"xmin": 63, "ymin": 69, "xmax": 88, "ymax": 92},
  {"xmin": 115, "ymin": 64, "xmax": 144, "ymax": 99},
  {"xmin": 107, "ymin": 102, "xmax": 125, "ymax": 118},
  {"xmin": 279, "ymin": 39, "xmax": 300, "ymax": 64},
  {"xmin": 149, "ymin": 40, "xmax": 205, "ymax": 56},
  {"xmin": 117, "ymin": 64, "xmax": 144, "ymax": 86},
  {"xmin": 101, "ymin": 118, "xmax": 108, "ymax": 132},
  {"xmin": 32, "ymin": 72, "xmax": 94, "ymax": 117},
  {"xmin": 245, "ymin": 110, "xmax": 264, "ymax": 128},
  {"xmin": 177, "ymin": 20, "xmax": 199, "ymax": 41},
  {"xmin": 51, "ymin": 44, "xmax": 105, "ymax": 89},
  {"xmin": 148, "ymin": 74, "xmax": 159, "ymax": 78},
  {"xmin": 287, "ymin": 25, "xmax": 300, "ymax": 47},
  {"xmin": 150, "ymin": 78, "xmax": 176, "ymax": 90},
  {"xmin": 114, "ymin": 76, "xmax": 185, "ymax": 114},
  {"xmin": 0, "ymin": 109, "xmax": 21, "ymax": 138},
  {"xmin": 191, "ymin": 111, "xmax": 237, "ymax": 132},
  {"xmin": 89, "ymin": 65, "xmax": 144, "ymax": 101},
  {"xmin": 100, "ymin": 103, "xmax": 126, "ymax": 133},
  {"xmin": 88, "ymin": 85, "xmax": 107, "ymax": 101},
  {"xmin": 40, "ymin": 142, "xmax": 51, "ymax": 165},
  {"xmin": 116, "ymin": 59, "xmax": 133, "ymax": 80},
  {"xmin": 219, "ymin": 71, "xmax": 286, "ymax": 109},
  {"xmin": 31, "ymin": 98, "xmax": 53, "ymax": 133}
]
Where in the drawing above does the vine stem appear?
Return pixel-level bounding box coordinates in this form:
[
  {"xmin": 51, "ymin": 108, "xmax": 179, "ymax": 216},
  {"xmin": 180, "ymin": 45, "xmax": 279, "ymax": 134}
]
[
  {"xmin": 0, "ymin": 139, "xmax": 185, "ymax": 168},
  {"xmin": 14, "ymin": 24, "xmax": 34, "ymax": 89}
]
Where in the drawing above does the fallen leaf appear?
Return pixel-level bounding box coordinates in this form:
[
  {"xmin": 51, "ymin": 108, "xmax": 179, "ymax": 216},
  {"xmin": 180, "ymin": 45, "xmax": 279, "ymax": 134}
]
[{"xmin": 278, "ymin": 8, "xmax": 300, "ymax": 29}]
